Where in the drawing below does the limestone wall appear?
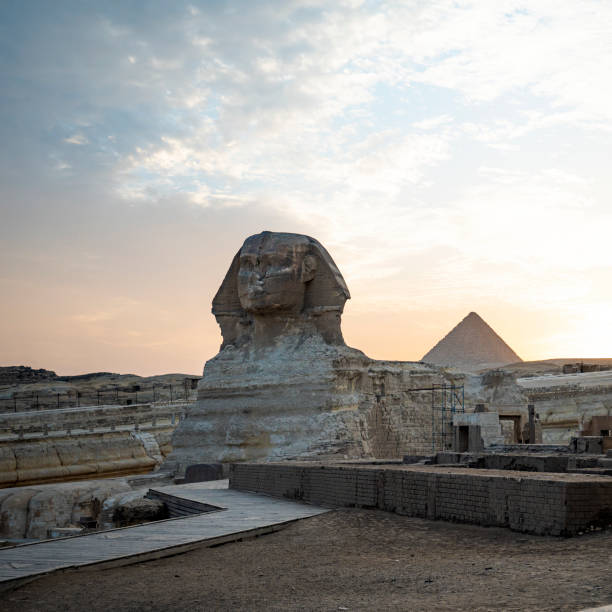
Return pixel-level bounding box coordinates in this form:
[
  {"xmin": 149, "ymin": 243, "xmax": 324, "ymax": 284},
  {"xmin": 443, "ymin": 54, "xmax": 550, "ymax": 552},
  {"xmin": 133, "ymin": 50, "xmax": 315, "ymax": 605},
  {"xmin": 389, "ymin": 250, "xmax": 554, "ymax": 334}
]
[
  {"xmin": 0, "ymin": 403, "xmax": 188, "ymax": 487},
  {"xmin": 362, "ymin": 363, "xmax": 455, "ymax": 458}
]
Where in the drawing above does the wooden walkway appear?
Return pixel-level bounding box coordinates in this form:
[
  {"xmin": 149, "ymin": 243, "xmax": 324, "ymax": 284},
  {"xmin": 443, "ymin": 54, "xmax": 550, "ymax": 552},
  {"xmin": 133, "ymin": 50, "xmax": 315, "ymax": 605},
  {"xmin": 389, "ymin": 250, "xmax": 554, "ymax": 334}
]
[{"xmin": 0, "ymin": 480, "xmax": 329, "ymax": 590}]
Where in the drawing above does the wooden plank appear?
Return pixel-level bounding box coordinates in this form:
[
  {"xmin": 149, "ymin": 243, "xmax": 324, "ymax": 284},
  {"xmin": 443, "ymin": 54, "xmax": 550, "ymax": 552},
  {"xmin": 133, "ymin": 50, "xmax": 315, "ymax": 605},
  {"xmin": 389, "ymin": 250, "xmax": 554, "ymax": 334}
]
[{"xmin": 0, "ymin": 483, "xmax": 329, "ymax": 592}]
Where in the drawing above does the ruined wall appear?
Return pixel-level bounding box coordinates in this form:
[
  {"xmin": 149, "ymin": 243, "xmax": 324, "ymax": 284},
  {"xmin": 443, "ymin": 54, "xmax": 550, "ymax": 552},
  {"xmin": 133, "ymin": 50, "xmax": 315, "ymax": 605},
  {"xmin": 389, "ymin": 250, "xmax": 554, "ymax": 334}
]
[
  {"xmin": 518, "ymin": 381, "xmax": 612, "ymax": 444},
  {"xmin": 464, "ymin": 369, "xmax": 612, "ymax": 445},
  {"xmin": 357, "ymin": 362, "xmax": 457, "ymax": 458}
]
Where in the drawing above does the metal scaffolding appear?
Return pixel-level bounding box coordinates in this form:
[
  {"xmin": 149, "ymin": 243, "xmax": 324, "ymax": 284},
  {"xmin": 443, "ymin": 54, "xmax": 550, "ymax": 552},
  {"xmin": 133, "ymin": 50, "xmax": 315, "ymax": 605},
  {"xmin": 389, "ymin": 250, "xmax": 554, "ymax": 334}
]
[
  {"xmin": 403, "ymin": 384, "xmax": 465, "ymax": 453},
  {"xmin": 431, "ymin": 384, "xmax": 464, "ymax": 453}
]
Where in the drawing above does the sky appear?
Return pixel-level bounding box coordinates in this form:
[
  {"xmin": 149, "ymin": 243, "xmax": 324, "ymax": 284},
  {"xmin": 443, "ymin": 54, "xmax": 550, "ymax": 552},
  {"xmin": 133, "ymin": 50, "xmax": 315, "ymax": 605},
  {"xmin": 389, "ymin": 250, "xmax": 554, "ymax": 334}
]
[{"xmin": 1, "ymin": 0, "xmax": 611, "ymax": 376}]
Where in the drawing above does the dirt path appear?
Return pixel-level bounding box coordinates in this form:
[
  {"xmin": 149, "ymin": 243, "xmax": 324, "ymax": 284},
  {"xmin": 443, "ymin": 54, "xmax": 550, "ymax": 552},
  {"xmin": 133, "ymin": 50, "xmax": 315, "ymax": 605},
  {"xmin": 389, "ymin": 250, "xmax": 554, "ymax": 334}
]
[{"xmin": 5, "ymin": 509, "xmax": 611, "ymax": 611}]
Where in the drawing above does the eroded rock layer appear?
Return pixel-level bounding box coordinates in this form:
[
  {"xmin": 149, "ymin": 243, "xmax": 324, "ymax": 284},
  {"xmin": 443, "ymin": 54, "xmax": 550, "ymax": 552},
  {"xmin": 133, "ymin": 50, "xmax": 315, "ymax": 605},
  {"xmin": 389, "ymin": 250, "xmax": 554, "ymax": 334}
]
[{"xmin": 0, "ymin": 403, "xmax": 187, "ymax": 487}]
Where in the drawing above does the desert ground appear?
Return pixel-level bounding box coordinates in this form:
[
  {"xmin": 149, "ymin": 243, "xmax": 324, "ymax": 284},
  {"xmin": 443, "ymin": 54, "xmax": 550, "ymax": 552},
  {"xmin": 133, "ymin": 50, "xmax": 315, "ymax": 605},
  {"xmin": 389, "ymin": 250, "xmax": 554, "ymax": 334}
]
[{"xmin": 4, "ymin": 509, "xmax": 611, "ymax": 612}]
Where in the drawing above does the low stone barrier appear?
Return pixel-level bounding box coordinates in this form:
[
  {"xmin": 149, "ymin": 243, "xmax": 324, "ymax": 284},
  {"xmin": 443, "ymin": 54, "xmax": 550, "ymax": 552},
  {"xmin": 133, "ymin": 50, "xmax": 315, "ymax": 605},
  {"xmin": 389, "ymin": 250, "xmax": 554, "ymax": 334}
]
[{"xmin": 230, "ymin": 461, "xmax": 612, "ymax": 536}]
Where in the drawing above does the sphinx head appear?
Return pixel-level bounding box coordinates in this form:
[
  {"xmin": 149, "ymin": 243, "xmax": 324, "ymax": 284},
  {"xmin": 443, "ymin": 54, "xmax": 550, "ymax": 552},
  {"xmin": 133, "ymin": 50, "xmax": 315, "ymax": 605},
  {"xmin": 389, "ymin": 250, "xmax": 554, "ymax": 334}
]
[
  {"xmin": 237, "ymin": 233, "xmax": 317, "ymax": 314},
  {"xmin": 212, "ymin": 231, "xmax": 350, "ymax": 348}
]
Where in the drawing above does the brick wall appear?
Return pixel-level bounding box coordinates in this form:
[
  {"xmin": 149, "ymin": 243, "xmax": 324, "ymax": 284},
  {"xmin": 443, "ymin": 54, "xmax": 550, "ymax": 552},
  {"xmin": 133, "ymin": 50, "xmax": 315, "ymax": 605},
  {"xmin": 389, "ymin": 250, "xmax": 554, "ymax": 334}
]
[{"xmin": 230, "ymin": 462, "xmax": 612, "ymax": 536}]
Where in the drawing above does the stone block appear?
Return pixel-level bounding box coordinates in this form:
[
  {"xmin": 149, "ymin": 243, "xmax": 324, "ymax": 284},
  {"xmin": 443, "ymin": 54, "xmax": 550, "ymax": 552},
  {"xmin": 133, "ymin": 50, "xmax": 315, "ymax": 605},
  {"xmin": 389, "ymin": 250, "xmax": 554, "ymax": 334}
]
[{"xmin": 183, "ymin": 463, "xmax": 223, "ymax": 483}]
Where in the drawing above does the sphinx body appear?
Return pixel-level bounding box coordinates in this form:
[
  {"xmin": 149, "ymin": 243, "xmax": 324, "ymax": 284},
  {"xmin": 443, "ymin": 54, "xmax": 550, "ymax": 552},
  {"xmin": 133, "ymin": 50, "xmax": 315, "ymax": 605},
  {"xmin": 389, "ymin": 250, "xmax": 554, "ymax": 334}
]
[{"xmin": 165, "ymin": 232, "xmax": 456, "ymax": 473}]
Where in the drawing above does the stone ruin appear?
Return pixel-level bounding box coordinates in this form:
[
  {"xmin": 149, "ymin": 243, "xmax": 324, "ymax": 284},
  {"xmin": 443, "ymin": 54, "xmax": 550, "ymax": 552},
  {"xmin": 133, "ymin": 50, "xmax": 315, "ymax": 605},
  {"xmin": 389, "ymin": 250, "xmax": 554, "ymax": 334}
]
[{"xmin": 164, "ymin": 231, "xmax": 458, "ymax": 474}]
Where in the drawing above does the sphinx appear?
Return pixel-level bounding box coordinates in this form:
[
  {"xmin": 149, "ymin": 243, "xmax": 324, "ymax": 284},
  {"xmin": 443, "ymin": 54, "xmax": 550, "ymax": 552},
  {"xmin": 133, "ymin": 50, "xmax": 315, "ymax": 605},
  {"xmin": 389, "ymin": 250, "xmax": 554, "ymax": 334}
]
[{"xmin": 164, "ymin": 231, "xmax": 457, "ymax": 474}]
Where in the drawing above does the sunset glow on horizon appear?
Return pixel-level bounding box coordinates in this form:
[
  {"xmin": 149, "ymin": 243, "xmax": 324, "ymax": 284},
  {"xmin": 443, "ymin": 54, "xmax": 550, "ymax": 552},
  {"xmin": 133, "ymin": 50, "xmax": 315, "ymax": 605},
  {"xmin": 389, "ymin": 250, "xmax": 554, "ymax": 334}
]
[{"xmin": 1, "ymin": 1, "xmax": 611, "ymax": 376}]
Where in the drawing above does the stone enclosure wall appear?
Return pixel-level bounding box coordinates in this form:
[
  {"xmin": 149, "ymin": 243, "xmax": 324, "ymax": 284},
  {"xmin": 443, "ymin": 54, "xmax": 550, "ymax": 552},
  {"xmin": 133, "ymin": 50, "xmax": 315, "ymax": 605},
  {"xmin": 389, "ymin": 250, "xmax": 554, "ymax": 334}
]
[{"xmin": 230, "ymin": 462, "xmax": 612, "ymax": 536}]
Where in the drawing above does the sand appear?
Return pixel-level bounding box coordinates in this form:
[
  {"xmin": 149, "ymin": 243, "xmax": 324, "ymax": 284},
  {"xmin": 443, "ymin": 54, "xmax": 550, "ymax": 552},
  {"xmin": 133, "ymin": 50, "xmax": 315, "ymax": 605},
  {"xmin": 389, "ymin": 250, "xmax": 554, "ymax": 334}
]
[{"xmin": 4, "ymin": 509, "xmax": 611, "ymax": 611}]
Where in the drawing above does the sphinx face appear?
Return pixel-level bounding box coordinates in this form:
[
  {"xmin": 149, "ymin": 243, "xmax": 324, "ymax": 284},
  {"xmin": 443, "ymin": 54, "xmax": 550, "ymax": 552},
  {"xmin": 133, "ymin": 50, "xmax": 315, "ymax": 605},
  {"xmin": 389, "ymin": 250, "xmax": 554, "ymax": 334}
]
[{"xmin": 237, "ymin": 234, "xmax": 314, "ymax": 314}]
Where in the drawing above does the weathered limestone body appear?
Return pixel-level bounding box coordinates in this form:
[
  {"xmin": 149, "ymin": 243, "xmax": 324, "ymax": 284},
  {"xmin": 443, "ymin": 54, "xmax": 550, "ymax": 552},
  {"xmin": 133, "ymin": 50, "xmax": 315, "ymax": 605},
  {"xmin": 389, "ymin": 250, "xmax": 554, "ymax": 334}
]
[{"xmin": 166, "ymin": 232, "xmax": 456, "ymax": 473}]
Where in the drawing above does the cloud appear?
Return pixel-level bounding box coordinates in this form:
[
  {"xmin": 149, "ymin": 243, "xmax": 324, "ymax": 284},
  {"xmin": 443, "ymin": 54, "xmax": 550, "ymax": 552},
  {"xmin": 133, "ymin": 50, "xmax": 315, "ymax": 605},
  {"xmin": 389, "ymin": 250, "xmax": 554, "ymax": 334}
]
[
  {"xmin": 65, "ymin": 133, "xmax": 89, "ymax": 145},
  {"xmin": 2, "ymin": 1, "xmax": 612, "ymax": 370}
]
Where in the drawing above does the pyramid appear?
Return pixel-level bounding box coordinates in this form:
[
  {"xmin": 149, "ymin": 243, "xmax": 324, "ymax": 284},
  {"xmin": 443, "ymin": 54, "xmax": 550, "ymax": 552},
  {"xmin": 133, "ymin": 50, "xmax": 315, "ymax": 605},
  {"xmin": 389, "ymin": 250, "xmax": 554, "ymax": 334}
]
[{"xmin": 422, "ymin": 312, "xmax": 522, "ymax": 372}]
